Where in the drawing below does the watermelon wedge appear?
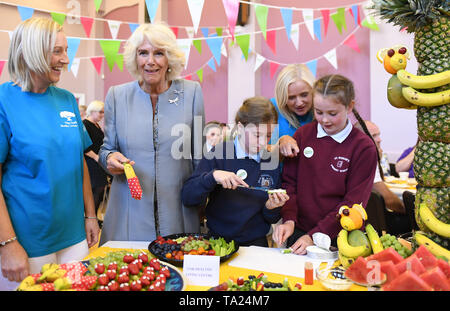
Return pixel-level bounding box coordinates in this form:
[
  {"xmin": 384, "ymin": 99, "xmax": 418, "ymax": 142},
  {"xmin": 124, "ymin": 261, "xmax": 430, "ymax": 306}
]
[
  {"xmin": 380, "ymin": 261, "xmax": 399, "ymax": 286},
  {"xmin": 366, "ymin": 247, "xmax": 403, "ymax": 265},
  {"xmin": 383, "ymin": 271, "xmax": 432, "ymax": 291},
  {"xmin": 437, "ymin": 259, "xmax": 450, "ymax": 280},
  {"xmin": 345, "ymin": 256, "xmax": 387, "ymax": 286},
  {"xmin": 395, "ymin": 256, "xmax": 426, "ymax": 276},
  {"xmin": 420, "ymin": 267, "xmax": 450, "ymax": 291},
  {"xmin": 412, "ymin": 245, "xmax": 438, "ymax": 270}
]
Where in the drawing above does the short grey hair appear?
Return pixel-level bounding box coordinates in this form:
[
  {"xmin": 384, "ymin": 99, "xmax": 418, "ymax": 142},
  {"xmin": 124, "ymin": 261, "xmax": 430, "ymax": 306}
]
[
  {"xmin": 8, "ymin": 17, "xmax": 63, "ymax": 92},
  {"xmin": 86, "ymin": 100, "xmax": 104, "ymax": 117},
  {"xmin": 123, "ymin": 22, "xmax": 185, "ymax": 82}
]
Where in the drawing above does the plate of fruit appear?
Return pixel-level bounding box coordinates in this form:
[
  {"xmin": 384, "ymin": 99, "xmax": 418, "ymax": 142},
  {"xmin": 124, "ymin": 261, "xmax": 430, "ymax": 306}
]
[
  {"xmin": 208, "ymin": 273, "xmax": 301, "ymax": 291},
  {"xmin": 148, "ymin": 233, "xmax": 239, "ymax": 267}
]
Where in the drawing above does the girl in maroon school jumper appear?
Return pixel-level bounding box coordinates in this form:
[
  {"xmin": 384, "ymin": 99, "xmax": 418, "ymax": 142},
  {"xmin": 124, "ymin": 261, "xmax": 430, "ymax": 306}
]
[{"xmin": 273, "ymin": 74, "xmax": 378, "ymax": 255}]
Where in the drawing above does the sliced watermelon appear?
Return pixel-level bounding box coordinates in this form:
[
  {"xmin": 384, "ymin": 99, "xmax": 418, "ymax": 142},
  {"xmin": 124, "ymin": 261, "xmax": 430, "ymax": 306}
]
[
  {"xmin": 382, "ymin": 271, "xmax": 432, "ymax": 291},
  {"xmin": 437, "ymin": 259, "xmax": 450, "ymax": 279},
  {"xmin": 380, "ymin": 261, "xmax": 399, "ymax": 286},
  {"xmin": 412, "ymin": 245, "xmax": 438, "ymax": 270},
  {"xmin": 72, "ymin": 275, "xmax": 98, "ymax": 290},
  {"xmin": 366, "ymin": 247, "xmax": 403, "ymax": 265},
  {"xmin": 345, "ymin": 256, "xmax": 387, "ymax": 286},
  {"xmin": 395, "ymin": 255, "xmax": 426, "ymax": 275},
  {"xmin": 420, "ymin": 267, "xmax": 450, "ymax": 291}
]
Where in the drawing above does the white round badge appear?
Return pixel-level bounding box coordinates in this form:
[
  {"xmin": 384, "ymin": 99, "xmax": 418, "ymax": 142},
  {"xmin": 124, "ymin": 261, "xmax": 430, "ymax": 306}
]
[
  {"xmin": 236, "ymin": 169, "xmax": 247, "ymax": 180},
  {"xmin": 303, "ymin": 147, "xmax": 314, "ymax": 158}
]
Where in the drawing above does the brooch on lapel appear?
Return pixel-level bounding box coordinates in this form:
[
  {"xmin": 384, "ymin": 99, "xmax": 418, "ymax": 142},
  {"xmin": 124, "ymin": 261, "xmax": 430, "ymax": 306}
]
[{"xmin": 169, "ymin": 89, "xmax": 183, "ymax": 106}]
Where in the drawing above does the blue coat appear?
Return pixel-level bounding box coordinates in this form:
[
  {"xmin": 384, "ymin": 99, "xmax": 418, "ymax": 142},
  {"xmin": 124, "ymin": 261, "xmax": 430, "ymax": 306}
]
[{"xmin": 98, "ymin": 79, "xmax": 205, "ymax": 244}]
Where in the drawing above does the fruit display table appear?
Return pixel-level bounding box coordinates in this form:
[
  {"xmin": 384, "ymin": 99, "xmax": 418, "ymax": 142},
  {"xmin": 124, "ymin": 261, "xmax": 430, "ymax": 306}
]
[{"xmin": 83, "ymin": 241, "xmax": 367, "ymax": 291}]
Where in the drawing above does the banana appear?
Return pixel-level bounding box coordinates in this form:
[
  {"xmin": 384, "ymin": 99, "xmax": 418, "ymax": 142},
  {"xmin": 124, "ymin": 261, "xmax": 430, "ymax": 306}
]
[
  {"xmin": 337, "ymin": 229, "xmax": 372, "ymax": 258},
  {"xmin": 397, "ymin": 69, "xmax": 450, "ymax": 89},
  {"xmin": 338, "ymin": 251, "xmax": 356, "ymax": 268},
  {"xmin": 365, "ymin": 223, "xmax": 384, "ymax": 254},
  {"xmin": 40, "ymin": 263, "xmax": 59, "ymax": 273},
  {"xmin": 38, "ymin": 265, "xmax": 59, "ymax": 282},
  {"xmin": 45, "ymin": 268, "xmax": 67, "ymax": 282},
  {"xmin": 17, "ymin": 276, "xmax": 36, "ymax": 291},
  {"xmin": 414, "ymin": 232, "xmax": 450, "ymax": 261},
  {"xmin": 418, "ymin": 203, "xmax": 450, "ymax": 238},
  {"xmin": 402, "ymin": 87, "xmax": 450, "ymax": 107},
  {"xmin": 54, "ymin": 277, "xmax": 72, "ymax": 291}
]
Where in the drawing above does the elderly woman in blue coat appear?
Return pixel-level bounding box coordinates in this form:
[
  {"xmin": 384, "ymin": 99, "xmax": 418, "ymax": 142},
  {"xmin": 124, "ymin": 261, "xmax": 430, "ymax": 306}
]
[{"xmin": 98, "ymin": 22, "xmax": 205, "ymax": 244}]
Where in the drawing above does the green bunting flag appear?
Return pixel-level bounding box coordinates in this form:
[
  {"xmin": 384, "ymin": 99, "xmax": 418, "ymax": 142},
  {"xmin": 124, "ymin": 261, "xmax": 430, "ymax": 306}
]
[
  {"xmin": 95, "ymin": 0, "xmax": 103, "ymax": 12},
  {"xmin": 99, "ymin": 40, "xmax": 121, "ymax": 72},
  {"xmin": 361, "ymin": 16, "xmax": 380, "ymax": 31},
  {"xmin": 216, "ymin": 27, "xmax": 223, "ymax": 37},
  {"xmin": 196, "ymin": 68, "xmax": 203, "ymax": 82},
  {"xmin": 235, "ymin": 34, "xmax": 250, "ymax": 61},
  {"xmin": 193, "ymin": 39, "xmax": 202, "ymax": 54},
  {"xmin": 331, "ymin": 8, "xmax": 346, "ymax": 34},
  {"xmin": 51, "ymin": 12, "xmax": 66, "ymax": 26},
  {"xmin": 255, "ymin": 5, "xmax": 268, "ymax": 40}
]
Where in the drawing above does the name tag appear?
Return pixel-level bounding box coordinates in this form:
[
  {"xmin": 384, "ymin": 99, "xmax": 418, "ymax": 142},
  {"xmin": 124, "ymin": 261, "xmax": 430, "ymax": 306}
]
[{"xmin": 183, "ymin": 254, "xmax": 220, "ymax": 286}]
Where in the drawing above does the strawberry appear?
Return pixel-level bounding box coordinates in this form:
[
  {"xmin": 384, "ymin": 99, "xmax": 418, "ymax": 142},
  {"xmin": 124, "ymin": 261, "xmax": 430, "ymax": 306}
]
[
  {"xmin": 94, "ymin": 263, "xmax": 105, "ymax": 275},
  {"xmin": 135, "ymin": 259, "xmax": 143, "ymax": 270},
  {"xmin": 41, "ymin": 283, "xmax": 55, "ymax": 291},
  {"xmin": 97, "ymin": 285, "xmax": 109, "ymax": 291},
  {"xmin": 149, "ymin": 258, "xmax": 160, "ymax": 271},
  {"xmin": 138, "ymin": 252, "xmax": 149, "ymax": 264},
  {"xmin": 143, "ymin": 270, "xmax": 155, "ymax": 281},
  {"xmin": 107, "ymin": 262, "xmax": 118, "ymax": 271},
  {"xmin": 294, "ymin": 282, "xmax": 302, "ymax": 290},
  {"xmin": 130, "ymin": 280, "xmax": 142, "ymax": 291},
  {"xmin": 119, "ymin": 265, "xmax": 129, "ymax": 275},
  {"xmin": 98, "ymin": 274, "xmax": 109, "ymax": 286},
  {"xmin": 128, "ymin": 262, "xmax": 140, "ymax": 275},
  {"xmin": 123, "ymin": 254, "xmax": 134, "ymax": 264},
  {"xmin": 118, "ymin": 273, "xmax": 129, "ymax": 284},
  {"xmin": 237, "ymin": 277, "xmax": 244, "ymax": 286},
  {"xmin": 119, "ymin": 283, "xmax": 130, "ymax": 291},
  {"xmin": 108, "ymin": 280, "xmax": 119, "ymax": 291},
  {"xmin": 140, "ymin": 275, "xmax": 151, "ymax": 287},
  {"xmin": 143, "ymin": 266, "xmax": 154, "ymax": 274},
  {"xmin": 160, "ymin": 266, "xmax": 170, "ymax": 278},
  {"xmin": 72, "ymin": 276, "xmax": 98, "ymax": 290},
  {"xmin": 106, "ymin": 269, "xmax": 116, "ymax": 281}
]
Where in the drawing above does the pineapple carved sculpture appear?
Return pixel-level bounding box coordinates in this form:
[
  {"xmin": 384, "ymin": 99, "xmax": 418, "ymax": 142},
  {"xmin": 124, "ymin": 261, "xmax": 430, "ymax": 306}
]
[{"xmin": 371, "ymin": 0, "xmax": 449, "ymax": 251}]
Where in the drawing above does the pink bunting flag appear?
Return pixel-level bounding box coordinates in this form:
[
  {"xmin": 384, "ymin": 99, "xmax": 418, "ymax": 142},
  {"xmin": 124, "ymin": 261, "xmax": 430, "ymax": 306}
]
[
  {"xmin": 343, "ymin": 34, "xmax": 360, "ymax": 53},
  {"xmin": 185, "ymin": 74, "xmax": 192, "ymax": 80},
  {"xmin": 90, "ymin": 57, "xmax": 103, "ymax": 74},
  {"xmin": 320, "ymin": 9, "xmax": 330, "ymax": 37},
  {"xmin": 170, "ymin": 26, "xmax": 179, "ymax": 38},
  {"xmin": 269, "ymin": 61, "xmax": 279, "ymax": 78},
  {"xmin": 0, "ymin": 60, "xmax": 6, "ymax": 77},
  {"xmin": 266, "ymin": 29, "xmax": 276, "ymax": 55},
  {"xmin": 222, "ymin": 0, "xmax": 239, "ymax": 40},
  {"xmin": 80, "ymin": 17, "xmax": 94, "ymax": 38}
]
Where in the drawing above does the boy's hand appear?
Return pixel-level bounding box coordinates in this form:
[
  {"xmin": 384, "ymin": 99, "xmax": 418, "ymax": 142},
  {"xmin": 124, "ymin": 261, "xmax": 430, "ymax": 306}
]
[
  {"xmin": 213, "ymin": 170, "xmax": 249, "ymax": 190},
  {"xmin": 265, "ymin": 192, "xmax": 289, "ymax": 209}
]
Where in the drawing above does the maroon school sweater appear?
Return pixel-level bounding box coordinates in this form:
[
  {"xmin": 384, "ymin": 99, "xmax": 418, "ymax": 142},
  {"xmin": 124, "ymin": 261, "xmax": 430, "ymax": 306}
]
[{"xmin": 281, "ymin": 120, "xmax": 378, "ymax": 239}]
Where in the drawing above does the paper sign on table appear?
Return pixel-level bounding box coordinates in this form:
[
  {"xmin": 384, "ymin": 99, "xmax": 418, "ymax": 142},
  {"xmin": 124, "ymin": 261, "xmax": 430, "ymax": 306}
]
[{"xmin": 183, "ymin": 255, "xmax": 220, "ymax": 286}]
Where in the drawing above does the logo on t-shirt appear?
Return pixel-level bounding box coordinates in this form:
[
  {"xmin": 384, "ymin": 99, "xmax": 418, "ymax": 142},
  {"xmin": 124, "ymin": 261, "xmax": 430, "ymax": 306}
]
[
  {"xmin": 331, "ymin": 156, "xmax": 350, "ymax": 173},
  {"xmin": 59, "ymin": 111, "xmax": 78, "ymax": 128},
  {"xmin": 258, "ymin": 174, "xmax": 274, "ymax": 188}
]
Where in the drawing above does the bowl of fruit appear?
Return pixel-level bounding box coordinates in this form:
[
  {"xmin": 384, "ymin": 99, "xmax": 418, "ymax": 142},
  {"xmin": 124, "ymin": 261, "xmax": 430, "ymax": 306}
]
[{"xmin": 148, "ymin": 233, "xmax": 239, "ymax": 267}]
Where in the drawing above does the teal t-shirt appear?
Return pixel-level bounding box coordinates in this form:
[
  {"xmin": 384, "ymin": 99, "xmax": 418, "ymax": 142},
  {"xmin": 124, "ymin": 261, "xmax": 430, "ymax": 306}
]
[{"xmin": 0, "ymin": 82, "xmax": 92, "ymax": 257}]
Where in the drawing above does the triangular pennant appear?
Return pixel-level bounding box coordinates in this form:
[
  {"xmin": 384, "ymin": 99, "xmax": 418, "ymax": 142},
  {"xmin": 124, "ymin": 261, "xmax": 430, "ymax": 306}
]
[
  {"xmin": 361, "ymin": 16, "xmax": 380, "ymax": 31},
  {"xmin": 320, "ymin": 9, "xmax": 330, "ymax": 37},
  {"xmin": 302, "ymin": 9, "xmax": 315, "ymax": 40},
  {"xmin": 70, "ymin": 58, "xmax": 80, "ymax": 77},
  {"xmin": 99, "ymin": 40, "xmax": 121, "ymax": 71},
  {"xmin": 222, "ymin": 0, "xmax": 240, "ymax": 40},
  {"xmin": 51, "ymin": 12, "xmax": 66, "ymax": 26},
  {"xmin": 313, "ymin": 18, "xmax": 322, "ymax": 42},
  {"xmin": 128, "ymin": 23, "xmax": 139, "ymax": 34},
  {"xmin": 306, "ymin": 59, "xmax": 317, "ymax": 78},
  {"xmin": 94, "ymin": 0, "xmax": 103, "ymax": 12},
  {"xmin": 107, "ymin": 20, "xmax": 121, "ymax": 40},
  {"xmin": 17, "ymin": 6, "xmax": 34, "ymax": 21},
  {"xmin": 185, "ymin": 74, "xmax": 192, "ymax": 80},
  {"xmin": 255, "ymin": 4, "xmax": 269, "ymax": 40},
  {"xmin": 254, "ymin": 53, "xmax": 265, "ymax": 72},
  {"xmin": 215, "ymin": 27, "xmax": 223, "ymax": 37},
  {"xmin": 235, "ymin": 34, "xmax": 250, "ymax": 60},
  {"xmin": 343, "ymin": 34, "xmax": 360, "ymax": 52},
  {"xmin": 115, "ymin": 54, "xmax": 124, "ymax": 72},
  {"xmin": 145, "ymin": 0, "xmax": 160, "ymax": 23},
  {"xmin": 201, "ymin": 27, "xmax": 209, "ymax": 38},
  {"xmin": 193, "ymin": 39, "xmax": 202, "ymax": 54},
  {"xmin": 196, "ymin": 68, "xmax": 203, "ymax": 82},
  {"xmin": 350, "ymin": 5, "xmax": 360, "ymax": 26},
  {"xmin": 90, "ymin": 57, "xmax": 103, "ymax": 75},
  {"xmin": 266, "ymin": 29, "xmax": 276, "ymax": 55},
  {"xmin": 187, "ymin": 0, "xmax": 205, "ymax": 33},
  {"xmin": 67, "ymin": 37, "xmax": 81, "ymax": 71},
  {"xmin": 291, "ymin": 23, "xmax": 300, "ymax": 50},
  {"xmin": 331, "ymin": 8, "xmax": 346, "ymax": 34},
  {"xmin": 207, "ymin": 58, "xmax": 216, "ymax": 72},
  {"xmin": 221, "ymin": 43, "xmax": 228, "ymax": 57},
  {"xmin": 269, "ymin": 61, "xmax": 280, "ymax": 78},
  {"xmin": 205, "ymin": 34, "xmax": 223, "ymax": 66},
  {"xmin": 242, "ymin": 48, "xmax": 252, "ymax": 60},
  {"xmin": 0, "ymin": 60, "xmax": 6, "ymax": 77},
  {"xmin": 185, "ymin": 27, "xmax": 195, "ymax": 39},
  {"xmin": 170, "ymin": 27, "xmax": 179, "ymax": 38},
  {"xmin": 280, "ymin": 8, "xmax": 293, "ymax": 41},
  {"xmin": 323, "ymin": 48, "xmax": 338, "ymax": 69},
  {"xmin": 80, "ymin": 17, "xmax": 94, "ymax": 38},
  {"xmin": 177, "ymin": 38, "xmax": 192, "ymax": 69}
]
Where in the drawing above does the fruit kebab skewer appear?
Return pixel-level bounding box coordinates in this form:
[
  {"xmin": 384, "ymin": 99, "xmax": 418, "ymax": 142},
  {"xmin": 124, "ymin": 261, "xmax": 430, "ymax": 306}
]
[{"xmin": 123, "ymin": 162, "xmax": 142, "ymax": 200}]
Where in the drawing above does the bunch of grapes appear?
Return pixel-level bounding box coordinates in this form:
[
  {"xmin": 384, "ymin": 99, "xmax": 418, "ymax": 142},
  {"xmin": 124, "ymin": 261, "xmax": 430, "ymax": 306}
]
[{"xmin": 380, "ymin": 233, "xmax": 413, "ymax": 258}]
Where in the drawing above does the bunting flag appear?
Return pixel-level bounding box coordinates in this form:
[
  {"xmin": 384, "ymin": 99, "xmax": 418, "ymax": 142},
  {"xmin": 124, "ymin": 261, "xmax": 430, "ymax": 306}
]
[
  {"xmin": 222, "ymin": 0, "xmax": 239, "ymax": 40},
  {"xmin": 331, "ymin": 8, "xmax": 347, "ymax": 34},
  {"xmin": 145, "ymin": 0, "xmax": 160, "ymax": 23},
  {"xmin": 185, "ymin": 74, "xmax": 192, "ymax": 80},
  {"xmin": 80, "ymin": 17, "xmax": 94, "ymax": 38},
  {"xmin": 266, "ymin": 29, "xmax": 276, "ymax": 55},
  {"xmin": 67, "ymin": 37, "xmax": 81, "ymax": 71},
  {"xmin": 343, "ymin": 34, "xmax": 360, "ymax": 52},
  {"xmin": 99, "ymin": 40, "xmax": 121, "ymax": 71},
  {"xmin": 216, "ymin": 27, "xmax": 223, "ymax": 36},
  {"xmin": 187, "ymin": 0, "xmax": 205, "ymax": 33},
  {"xmin": 170, "ymin": 27, "xmax": 179, "ymax": 38},
  {"xmin": 235, "ymin": 34, "xmax": 250, "ymax": 60},
  {"xmin": 205, "ymin": 34, "xmax": 223, "ymax": 66},
  {"xmin": 90, "ymin": 57, "xmax": 103, "ymax": 75},
  {"xmin": 291, "ymin": 23, "xmax": 300, "ymax": 50},
  {"xmin": 51, "ymin": 12, "xmax": 66, "ymax": 26},
  {"xmin": 306, "ymin": 59, "xmax": 317, "ymax": 78},
  {"xmin": 254, "ymin": 53, "xmax": 265, "ymax": 72},
  {"xmin": 70, "ymin": 58, "xmax": 80, "ymax": 77},
  {"xmin": 0, "ymin": 60, "xmax": 6, "ymax": 77},
  {"xmin": 280, "ymin": 8, "xmax": 293, "ymax": 41},
  {"xmin": 362, "ymin": 16, "xmax": 380, "ymax": 31},
  {"xmin": 313, "ymin": 18, "xmax": 322, "ymax": 42},
  {"xmin": 193, "ymin": 39, "xmax": 202, "ymax": 54},
  {"xmin": 177, "ymin": 38, "xmax": 193, "ymax": 68},
  {"xmin": 129, "ymin": 23, "xmax": 139, "ymax": 34},
  {"xmin": 302, "ymin": 9, "xmax": 315, "ymax": 40},
  {"xmin": 320, "ymin": 9, "xmax": 330, "ymax": 37},
  {"xmin": 115, "ymin": 54, "xmax": 124, "ymax": 71},
  {"xmin": 207, "ymin": 58, "xmax": 216, "ymax": 72},
  {"xmin": 269, "ymin": 61, "xmax": 279, "ymax": 78},
  {"xmin": 201, "ymin": 27, "xmax": 209, "ymax": 38},
  {"xmin": 255, "ymin": 4, "xmax": 269, "ymax": 40},
  {"xmin": 185, "ymin": 27, "xmax": 195, "ymax": 39},
  {"xmin": 17, "ymin": 6, "xmax": 34, "ymax": 21},
  {"xmin": 94, "ymin": 0, "xmax": 102, "ymax": 12},
  {"xmin": 107, "ymin": 20, "xmax": 121, "ymax": 40},
  {"xmin": 349, "ymin": 5, "xmax": 361, "ymax": 26},
  {"xmin": 196, "ymin": 68, "xmax": 203, "ymax": 82},
  {"xmin": 323, "ymin": 48, "xmax": 338, "ymax": 69}
]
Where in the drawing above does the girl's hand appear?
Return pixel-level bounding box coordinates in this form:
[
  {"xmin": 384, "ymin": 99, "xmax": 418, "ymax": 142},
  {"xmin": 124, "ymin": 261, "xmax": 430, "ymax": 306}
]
[
  {"xmin": 0, "ymin": 241, "xmax": 29, "ymax": 282},
  {"xmin": 290, "ymin": 234, "xmax": 314, "ymax": 255},
  {"xmin": 279, "ymin": 135, "xmax": 299, "ymax": 158},
  {"xmin": 213, "ymin": 170, "xmax": 249, "ymax": 190},
  {"xmin": 106, "ymin": 152, "xmax": 135, "ymax": 175},
  {"xmin": 265, "ymin": 192, "xmax": 290, "ymax": 210},
  {"xmin": 272, "ymin": 220, "xmax": 295, "ymax": 246}
]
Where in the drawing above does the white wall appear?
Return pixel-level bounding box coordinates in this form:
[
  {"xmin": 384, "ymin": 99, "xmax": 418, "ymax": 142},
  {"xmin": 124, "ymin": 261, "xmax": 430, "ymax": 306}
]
[{"xmin": 370, "ymin": 20, "xmax": 418, "ymax": 162}]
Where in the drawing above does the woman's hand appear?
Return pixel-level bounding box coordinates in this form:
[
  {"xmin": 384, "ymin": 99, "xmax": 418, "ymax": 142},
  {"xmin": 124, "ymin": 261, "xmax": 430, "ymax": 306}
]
[
  {"xmin": 213, "ymin": 170, "xmax": 249, "ymax": 190},
  {"xmin": 84, "ymin": 219, "xmax": 100, "ymax": 248},
  {"xmin": 265, "ymin": 192, "xmax": 290, "ymax": 210},
  {"xmin": 0, "ymin": 241, "xmax": 29, "ymax": 282},
  {"xmin": 272, "ymin": 220, "xmax": 295, "ymax": 246},
  {"xmin": 289, "ymin": 234, "xmax": 314, "ymax": 255},
  {"xmin": 106, "ymin": 152, "xmax": 135, "ymax": 175},
  {"xmin": 279, "ymin": 135, "xmax": 299, "ymax": 158}
]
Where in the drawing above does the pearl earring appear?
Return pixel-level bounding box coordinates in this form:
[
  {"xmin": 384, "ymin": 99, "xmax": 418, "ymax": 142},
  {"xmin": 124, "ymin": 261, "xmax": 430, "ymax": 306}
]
[{"xmin": 167, "ymin": 68, "xmax": 172, "ymax": 72}]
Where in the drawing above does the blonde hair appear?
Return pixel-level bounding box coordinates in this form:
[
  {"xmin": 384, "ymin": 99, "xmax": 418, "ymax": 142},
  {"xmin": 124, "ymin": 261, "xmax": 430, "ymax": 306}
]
[
  {"xmin": 123, "ymin": 22, "xmax": 185, "ymax": 81},
  {"xmin": 86, "ymin": 100, "xmax": 104, "ymax": 117},
  {"xmin": 8, "ymin": 17, "xmax": 63, "ymax": 92},
  {"xmin": 274, "ymin": 64, "xmax": 315, "ymax": 129}
]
